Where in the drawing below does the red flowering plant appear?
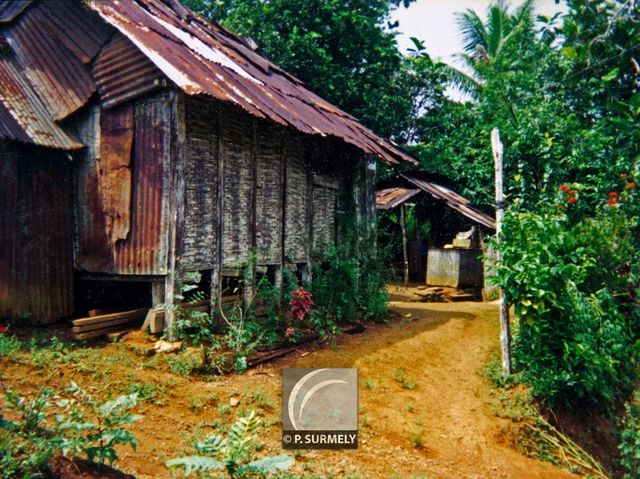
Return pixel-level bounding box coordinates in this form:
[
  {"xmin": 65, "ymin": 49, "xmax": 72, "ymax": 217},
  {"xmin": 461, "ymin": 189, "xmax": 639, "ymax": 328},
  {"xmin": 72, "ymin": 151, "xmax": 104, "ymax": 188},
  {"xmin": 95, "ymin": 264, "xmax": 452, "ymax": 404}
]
[
  {"xmin": 285, "ymin": 287, "xmax": 314, "ymax": 341},
  {"xmin": 0, "ymin": 325, "xmax": 8, "ymax": 334}
]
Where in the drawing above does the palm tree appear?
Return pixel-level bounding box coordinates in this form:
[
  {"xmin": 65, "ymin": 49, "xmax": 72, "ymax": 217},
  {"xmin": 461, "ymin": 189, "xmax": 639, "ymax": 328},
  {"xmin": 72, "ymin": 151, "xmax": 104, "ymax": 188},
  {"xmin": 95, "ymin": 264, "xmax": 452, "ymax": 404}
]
[{"xmin": 444, "ymin": 0, "xmax": 535, "ymax": 99}]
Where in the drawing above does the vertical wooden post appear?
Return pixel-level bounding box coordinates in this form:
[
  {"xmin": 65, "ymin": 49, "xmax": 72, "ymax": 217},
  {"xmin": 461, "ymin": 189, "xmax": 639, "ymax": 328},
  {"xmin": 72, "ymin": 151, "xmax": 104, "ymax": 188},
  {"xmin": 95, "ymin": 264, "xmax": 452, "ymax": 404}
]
[
  {"xmin": 400, "ymin": 204, "xmax": 409, "ymax": 288},
  {"xmin": 279, "ymin": 130, "xmax": 287, "ymax": 292},
  {"xmin": 165, "ymin": 91, "xmax": 186, "ymax": 341},
  {"xmin": 491, "ymin": 128, "xmax": 511, "ymax": 374},
  {"xmin": 210, "ymin": 105, "xmax": 224, "ymax": 313},
  {"xmin": 243, "ymin": 119, "xmax": 258, "ymax": 308}
]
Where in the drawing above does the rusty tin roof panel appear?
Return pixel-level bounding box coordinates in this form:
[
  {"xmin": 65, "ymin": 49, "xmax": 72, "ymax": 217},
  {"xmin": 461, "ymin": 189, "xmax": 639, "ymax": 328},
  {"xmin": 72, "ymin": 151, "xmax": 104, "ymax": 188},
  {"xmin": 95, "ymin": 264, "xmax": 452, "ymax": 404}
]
[
  {"xmin": 0, "ymin": 56, "xmax": 83, "ymax": 149},
  {"xmin": 4, "ymin": 0, "xmax": 99, "ymax": 121},
  {"xmin": 401, "ymin": 175, "xmax": 496, "ymax": 229},
  {"xmin": 88, "ymin": 0, "xmax": 416, "ymax": 166},
  {"xmin": 93, "ymin": 33, "xmax": 167, "ymax": 108},
  {"xmin": 376, "ymin": 187, "xmax": 420, "ymax": 210},
  {"xmin": 34, "ymin": 0, "xmax": 113, "ymax": 65},
  {"xmin": 0, "ymin": 0, "xmax": 32, "ymax": 24}
]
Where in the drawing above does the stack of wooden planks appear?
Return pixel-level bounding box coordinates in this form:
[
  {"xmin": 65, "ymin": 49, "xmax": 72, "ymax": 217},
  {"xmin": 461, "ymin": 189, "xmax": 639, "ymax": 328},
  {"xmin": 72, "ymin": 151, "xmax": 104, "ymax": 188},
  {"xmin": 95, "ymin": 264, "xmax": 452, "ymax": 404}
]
[
  {"xmin": 414, "ymin": 286, "xmax": 446, "ymax": 302},
  {"xmin": 72, "ymin": 308, "xmax": 148, "ymax": 340}
]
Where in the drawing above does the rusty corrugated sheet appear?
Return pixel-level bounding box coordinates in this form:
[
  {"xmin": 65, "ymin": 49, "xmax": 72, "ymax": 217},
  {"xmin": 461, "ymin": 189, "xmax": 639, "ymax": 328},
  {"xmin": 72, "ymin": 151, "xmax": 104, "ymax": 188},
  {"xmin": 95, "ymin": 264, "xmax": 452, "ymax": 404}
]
[
  {"xmin": 0, "ymin": 56, "xmax": 83, "ymax": 149},
  {"xmin": 76, "ymin": 94, "xmax": 171, "ymax": 275},
  {"xmin": 0, "ymin": 0, "xmax": 31, "ymax": 24},
  {"xmin": 99, "ymin": 103, "xmax": 134, "ymax": 244},
  {"xmin": 88, "ymin": 0, "xmax": 416, "ymax": 166},
  {"xmin": 35, "ymin": 0, "xmax": 113, "ymax": 65},
  {"xmin": 113, "ymin": 94, "xmax": 171, "ymax": 274},
  {"xmin": 4, "ymin": 0, "xmax": 106, "ymax": 121},
  {"xmin": 401, "ymin": 175, "xmax": 496, "ymax": 229},
  {"xmin": 0, "ymin": 141, "xmax": 74, "ymax": 324},
  {"xmin": 93, "ymin": 33, "xmax": 167, "ymax": 108},
  {"xmin": 376, "ymin": 187, "xmax": 420, "ymax": 210}
]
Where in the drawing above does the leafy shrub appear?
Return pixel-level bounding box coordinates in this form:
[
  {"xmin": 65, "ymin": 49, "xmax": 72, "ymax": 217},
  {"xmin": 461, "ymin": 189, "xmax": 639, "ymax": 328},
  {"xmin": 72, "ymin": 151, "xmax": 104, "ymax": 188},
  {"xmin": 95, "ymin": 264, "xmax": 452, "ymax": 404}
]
[
  {"xmin": 0, "ymin": 333, "xmax": 21, "ymax": 358},
  {"xmin": 173, "ymin": 272, "xmax": 219, "ymax": 346},
  {"xmin": 0, "ymin": 387, "xmax": 58, "ymax": 477},
  {"xmin": 55, "ymin": 382, "xmax": 141, "ymax": 464},
  {"xmin": 492, "ymin": 206, "xmax": 638, "ymax": 406},
  {"xmin": 311, "ymin": 238, "xmax": 389, "ymax": 329},
  {"xmin": 0, "ymin": 383, "xmax": 141, "ymax": 476},
  {"xmin": 167, "ymin": 410, "xmax": 293, "ymax": 478},
  {"xmin": 619, "ymin": 394, "xmax": 640, "ymax": 479}
]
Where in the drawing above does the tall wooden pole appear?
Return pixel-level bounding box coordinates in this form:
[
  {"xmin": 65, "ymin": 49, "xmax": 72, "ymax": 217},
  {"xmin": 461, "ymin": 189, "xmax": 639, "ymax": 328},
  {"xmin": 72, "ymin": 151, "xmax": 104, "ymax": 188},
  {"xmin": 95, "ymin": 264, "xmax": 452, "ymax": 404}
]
[
  {"xmin": 491, "ymin": 128, "xmax": 512, "ymax": 374},
  {"xmin": 400, "ymin": 204, "xmax": 409, "ymax": 288}
]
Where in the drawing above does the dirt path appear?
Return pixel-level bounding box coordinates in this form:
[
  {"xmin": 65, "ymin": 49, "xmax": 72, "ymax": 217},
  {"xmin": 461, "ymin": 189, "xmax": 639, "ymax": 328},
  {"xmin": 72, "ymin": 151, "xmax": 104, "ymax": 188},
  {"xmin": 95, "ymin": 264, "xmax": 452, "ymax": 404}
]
[
  {"xmin": 271, "ymin": 301, "xmax": 579, "ymax": 479},
  {"xmin": 3, "ymin": 301, "xmax": 581, "ymax": 478}
]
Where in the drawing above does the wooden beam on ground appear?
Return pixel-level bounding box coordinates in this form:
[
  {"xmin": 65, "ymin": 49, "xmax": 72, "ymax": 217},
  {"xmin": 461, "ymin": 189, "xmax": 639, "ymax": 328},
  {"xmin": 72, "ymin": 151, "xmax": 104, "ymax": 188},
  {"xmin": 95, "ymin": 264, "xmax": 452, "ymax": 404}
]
[{"xmin": 72, "ymin": 308, "xmax": 148, "ymax": 328}]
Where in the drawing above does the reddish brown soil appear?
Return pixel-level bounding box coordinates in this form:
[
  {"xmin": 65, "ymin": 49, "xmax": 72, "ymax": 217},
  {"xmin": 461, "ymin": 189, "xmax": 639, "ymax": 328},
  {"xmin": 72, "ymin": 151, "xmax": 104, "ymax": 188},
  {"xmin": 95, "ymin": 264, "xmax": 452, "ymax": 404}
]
[
  {"xmin": 48, "ymin": 456, "xmax": 136, "ymax": 479},
  {"xmin": 1, "ymin": 300, "xmax": 582, "ymax": 479}
]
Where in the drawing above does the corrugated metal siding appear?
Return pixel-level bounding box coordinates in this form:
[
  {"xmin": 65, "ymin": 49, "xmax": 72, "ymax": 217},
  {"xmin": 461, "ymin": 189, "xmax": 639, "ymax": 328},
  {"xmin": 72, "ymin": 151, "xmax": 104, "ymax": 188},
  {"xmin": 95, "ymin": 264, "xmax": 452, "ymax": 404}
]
[
  {"xmin": 0, "ymin": 142, "xmax": 18, "ymax": 319},
  {"xmin": 93, "ymin": 33, "xmax": 167, "ymax": 109},
  {"xmin": 181, "ymin": 95, "xmax": 219, "ymax": 270},
  {"xmin": 221, "ymin": 103, "xmax": 253, "ymax": 266},
  {"xmin": 0, "ymin": 141, "xmax": 74, "ymax": 324},
  {"xmin": 76, "ymin": 93, "xmax": 172, "ymax": 275},
  {"xmin": 284, "ymin": 132, "xmax": 309, "ymax": 263},
  {"xmin": 113, "ymin": 94, "xmax": 171, "ymax": 274},
  {"xmin": 255, "ymin": 120, "xmax": 284, "ymax": 264},
  {"xmin": 98, "ymin": 103, "xmax": 134, "ymax": 244}
]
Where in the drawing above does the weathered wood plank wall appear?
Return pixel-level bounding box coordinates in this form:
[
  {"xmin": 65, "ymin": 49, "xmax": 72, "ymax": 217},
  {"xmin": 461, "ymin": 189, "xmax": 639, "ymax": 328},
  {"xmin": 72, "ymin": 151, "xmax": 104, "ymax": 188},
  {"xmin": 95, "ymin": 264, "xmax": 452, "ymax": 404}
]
[
  {"xmin": 182, "ymin": 96, "xmax": 219, "ymax": 270},
  {"xmin": 255, "ymin": 120, "xmax": 284, "ymax": 265},
  {"xmin": 221, "ymin": 103, "xmax": 253, "ymax": 267},
  {"xmin": 180, "ymin": 97, "xmax": 367, "ymax": 282},
  {"xmin": 284, "ymin": 133, "xmax": 310, "ymax": 264}
]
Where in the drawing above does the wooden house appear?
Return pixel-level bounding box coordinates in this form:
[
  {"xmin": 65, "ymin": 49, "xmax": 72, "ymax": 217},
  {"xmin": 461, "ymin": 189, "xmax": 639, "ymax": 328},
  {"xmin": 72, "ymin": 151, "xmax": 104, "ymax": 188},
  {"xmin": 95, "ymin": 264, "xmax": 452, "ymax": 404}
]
[{"xmin": 0, "ymin": 0, "xmax": 415, "ymax": 329}]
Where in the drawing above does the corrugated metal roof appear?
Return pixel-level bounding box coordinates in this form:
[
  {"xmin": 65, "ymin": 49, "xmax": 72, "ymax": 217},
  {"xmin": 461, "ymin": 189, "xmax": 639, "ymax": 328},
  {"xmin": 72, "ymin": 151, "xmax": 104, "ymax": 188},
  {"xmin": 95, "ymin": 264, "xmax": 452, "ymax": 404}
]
[
  {"xmin": 4, "ymin": 0, "xmax": 100, "ymax": 121},
  {"xmin": 88, "ymin": 0, "xmax": 416, "ymax": 166},
  {"xmin": 0, "ymin": 56, "xmax": 83, "ymax": 149},
  {"xmin": 93, "ymin": 33, "xmax": 167, "ymax": 108},
  {"xmin": 0, "ymin": 0, "xmax": 31, "ymax": 24},
  {"xmin": 401, "ymin": 174, "xmax": 496, "ymax": 229},
  {"xmin": 376, "ymin": 187, "xmax": 420, "ymax": 210}
]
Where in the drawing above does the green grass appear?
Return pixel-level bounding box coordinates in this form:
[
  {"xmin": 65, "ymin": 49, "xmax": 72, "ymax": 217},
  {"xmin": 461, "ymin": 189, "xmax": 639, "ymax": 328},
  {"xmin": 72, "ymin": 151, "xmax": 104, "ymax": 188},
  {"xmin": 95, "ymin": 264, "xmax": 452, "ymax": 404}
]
[
  {"xmin": 392, "ymin": 368, "xmax": 417, "ymax": 390},
  {"xmin": 253, "ymin": 389, "xmax": 274, "ymax": 410},
  {"xmin": 125, "ymin": 382, "xmax": 168, "ymax": 405},
  {"xmin": 0, "ymin": 334, "xmax": 22, "ymax": 358}
]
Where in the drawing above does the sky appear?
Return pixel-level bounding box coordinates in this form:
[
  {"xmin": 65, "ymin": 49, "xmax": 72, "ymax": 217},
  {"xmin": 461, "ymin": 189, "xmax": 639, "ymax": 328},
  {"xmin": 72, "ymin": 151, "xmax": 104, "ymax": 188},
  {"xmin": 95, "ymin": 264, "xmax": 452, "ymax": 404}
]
[{"xmin": 390, "ymin": 0, "xmax": 568, "ymax": 70}]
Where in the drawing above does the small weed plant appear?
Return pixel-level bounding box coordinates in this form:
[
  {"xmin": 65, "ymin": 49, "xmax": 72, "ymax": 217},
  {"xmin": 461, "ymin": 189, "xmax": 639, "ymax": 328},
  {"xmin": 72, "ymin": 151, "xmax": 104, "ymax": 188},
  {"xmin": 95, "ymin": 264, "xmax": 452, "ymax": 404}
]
[{"xmin": 167, "ymin": 410, "xmax": 293, "ymax": 478}]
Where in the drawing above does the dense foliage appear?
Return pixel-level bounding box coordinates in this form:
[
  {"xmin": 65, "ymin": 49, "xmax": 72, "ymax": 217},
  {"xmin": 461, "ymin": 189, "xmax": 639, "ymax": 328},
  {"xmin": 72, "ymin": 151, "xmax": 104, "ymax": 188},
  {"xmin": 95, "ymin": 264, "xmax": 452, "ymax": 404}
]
[{"xmin": 493, "ymin": 200, "xmax": 638, "ymax": 406}]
